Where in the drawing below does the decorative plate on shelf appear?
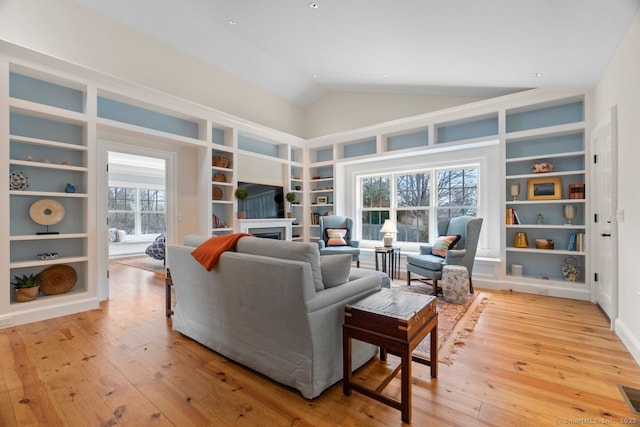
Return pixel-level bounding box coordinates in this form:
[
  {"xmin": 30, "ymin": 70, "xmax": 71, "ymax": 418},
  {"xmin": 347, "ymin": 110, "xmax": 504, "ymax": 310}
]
[
  {"xmin": 9, "ymin": 170, "xmax": 29, "ymax": 191},
  {"xmin": 39, "ymin": 264, "xmax": 77, "ymax": 295},
  {"xmin": 212, "ymin": 186, "xmax": 223, "ymax": 200}
]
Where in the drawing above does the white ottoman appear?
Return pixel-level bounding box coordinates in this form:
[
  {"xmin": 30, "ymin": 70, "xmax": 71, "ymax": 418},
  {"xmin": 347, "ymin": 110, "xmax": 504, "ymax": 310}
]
[{"xmin": 442, "ymin": 265, "xmax": 469, "ymax": 304}]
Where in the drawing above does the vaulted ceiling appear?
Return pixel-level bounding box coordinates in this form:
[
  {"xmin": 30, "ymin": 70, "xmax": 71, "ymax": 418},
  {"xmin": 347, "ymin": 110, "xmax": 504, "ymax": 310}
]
[{"xmin": 76, "ymin": 0, "xmax": 639, "ymax": 106}]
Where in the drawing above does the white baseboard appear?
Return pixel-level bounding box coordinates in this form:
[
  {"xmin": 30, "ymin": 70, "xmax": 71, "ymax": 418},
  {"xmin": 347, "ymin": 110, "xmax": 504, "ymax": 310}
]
[{"xmin": 615, "ymin": 319, "xmax": 640, "ymax": 367}]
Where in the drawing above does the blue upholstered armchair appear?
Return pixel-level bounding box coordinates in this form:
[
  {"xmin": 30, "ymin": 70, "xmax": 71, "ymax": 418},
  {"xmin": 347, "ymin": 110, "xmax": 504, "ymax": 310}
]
[
  {"xmin": 406, "ymin": 216, "xmax": 483, "ymax": 294},
  {"xmin": 317, "ymin": 215, "xmax": 360, "ymax": 267}
]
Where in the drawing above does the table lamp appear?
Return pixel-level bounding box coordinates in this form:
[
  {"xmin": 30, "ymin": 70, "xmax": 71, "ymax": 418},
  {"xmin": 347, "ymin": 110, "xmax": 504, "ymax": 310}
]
[{"xmin": 380, "ymin": 219, "xmax": 397, "ymax": 247}]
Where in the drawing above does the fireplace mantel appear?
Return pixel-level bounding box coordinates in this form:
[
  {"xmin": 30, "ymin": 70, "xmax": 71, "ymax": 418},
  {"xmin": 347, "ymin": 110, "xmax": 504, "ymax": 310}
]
[{"xmin": 237, "ymin": 218, "xmax": 297, "ymax": 241}]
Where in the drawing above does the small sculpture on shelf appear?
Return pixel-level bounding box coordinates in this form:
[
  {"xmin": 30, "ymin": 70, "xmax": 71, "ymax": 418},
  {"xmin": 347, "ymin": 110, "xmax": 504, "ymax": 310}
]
[
  {"xmin": 65, "ymin": 183, "xmax": 78, "ymax": 193},
  {"xmin": 563, "ymin": 205, "xmax": 577, "ymax": 225},
  {"xmin": 510, "ymin": 183, "xmax": 520, "ymax": 201}
]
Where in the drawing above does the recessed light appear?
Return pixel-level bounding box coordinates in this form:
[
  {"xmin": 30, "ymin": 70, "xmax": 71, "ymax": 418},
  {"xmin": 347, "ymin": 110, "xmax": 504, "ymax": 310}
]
[
  {"xmin": 312, "ymin": 74, "xmax": 320, "ymax": 79},
  {"xmin": 383, "ymin": 74, "xmax": 390, "ymax": 78},
  {"xmin": 227, "ymin": 19, "xmax": 237, "ymax": 25},
  {"xmin": 532, "ymin": 72, "xmax": 543, "ymax": 77},
  {"xmin": 309, "ymin": 2, "xmax": 318, "ymax": 9}
]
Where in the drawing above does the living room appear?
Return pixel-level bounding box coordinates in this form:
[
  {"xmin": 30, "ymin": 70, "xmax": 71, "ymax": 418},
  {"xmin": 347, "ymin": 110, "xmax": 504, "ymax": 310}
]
[{"xmin": 1, "ymin": 1, "xmax": 640, "ymax": 425}]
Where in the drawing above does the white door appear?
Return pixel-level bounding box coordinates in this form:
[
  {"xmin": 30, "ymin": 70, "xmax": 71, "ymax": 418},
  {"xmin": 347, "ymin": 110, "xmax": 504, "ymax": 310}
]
[{"xmin": 592, "ymin": 108, "xmax": 618, "ymax": 329}]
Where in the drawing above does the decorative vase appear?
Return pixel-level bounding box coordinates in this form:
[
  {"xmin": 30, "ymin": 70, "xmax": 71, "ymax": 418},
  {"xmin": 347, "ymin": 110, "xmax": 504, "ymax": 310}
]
[
  {"xmin": 514, "ymin": 232, "xmax": 529, "ymax": 248},
  {"xmin": 14, "ymin": 286, "xmax": 39, "ymax": 302},
  {"xmin": 64, "ymin": 183, "xmax": 78, "ymax": 193}
]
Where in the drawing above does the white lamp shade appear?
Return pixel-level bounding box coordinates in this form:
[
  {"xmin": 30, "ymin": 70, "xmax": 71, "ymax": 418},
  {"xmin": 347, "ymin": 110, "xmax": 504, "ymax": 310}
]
[
  {"xmin": 379, "ymin": 219, "xmax": 397, "ymax": 233},
  {"xmin": 380, "ymin": 219, "xmax": 397, "ymax": 247}
]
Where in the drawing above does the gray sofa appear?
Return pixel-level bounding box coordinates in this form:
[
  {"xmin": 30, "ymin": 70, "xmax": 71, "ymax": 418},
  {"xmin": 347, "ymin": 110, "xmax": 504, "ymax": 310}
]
[{"xmin": 167, "ymin": 235, "xmax": 388, "ymax": 399}]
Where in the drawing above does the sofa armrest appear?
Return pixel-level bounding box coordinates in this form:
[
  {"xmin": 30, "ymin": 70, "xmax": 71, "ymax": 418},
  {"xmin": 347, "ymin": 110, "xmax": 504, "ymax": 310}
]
[
  {"xmin": 317, "ymin": 240, "xmax": 326, "ymax": 249},
  {"xmin": 419, "ymin": 244, "xmax": 434, "ymax": 255},
  {"xmin": 306, "ymin": 273, "xmax": 382, "ymax": 313},
  {"xmin": 349, "ymin": 240, "xmax": 360, "ymax": 248}
]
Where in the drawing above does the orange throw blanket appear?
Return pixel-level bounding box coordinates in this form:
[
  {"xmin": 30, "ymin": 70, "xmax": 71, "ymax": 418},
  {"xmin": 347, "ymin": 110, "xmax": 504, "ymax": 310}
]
[{"xmin": 191, "ymin": 233, "xmax": 252, "ymax": 271}]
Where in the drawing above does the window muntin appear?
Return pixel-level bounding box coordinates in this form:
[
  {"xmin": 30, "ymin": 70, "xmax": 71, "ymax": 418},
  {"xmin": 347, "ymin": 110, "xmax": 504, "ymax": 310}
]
[{"xmin": 359, "ymin": 166, "xmax": 478, "ymax": 244}]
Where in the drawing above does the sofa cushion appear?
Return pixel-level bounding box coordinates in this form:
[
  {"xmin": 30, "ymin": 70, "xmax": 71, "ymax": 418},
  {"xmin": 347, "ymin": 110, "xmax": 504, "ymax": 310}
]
[
  {"xmin": 236, "ymin": 237, "xmax": 325, "ymax": 292},
  {"xmin": 326, "ymin": 228, "xmax": 348, "ymax": 246},
  {"xmin": 432, "ymin": 235, "xmax": 461, "ymax": 257},
  {"xmin": 320, "ymin": 254, "xmax": 352, "ymax": 288}
]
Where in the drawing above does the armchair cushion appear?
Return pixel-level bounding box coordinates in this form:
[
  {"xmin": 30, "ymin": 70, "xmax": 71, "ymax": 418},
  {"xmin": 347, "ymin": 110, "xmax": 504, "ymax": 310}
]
[
  {"xmin": 326, "ymin": 228, "xmax": 348, "ymax": 246},
  {"xmin": 320, "ymin": 254, "xmax": 352, "ymax": 288},
  {"xmin": 432, "ymin": 234, "xmax": 461, "ymax": 257},
  {"xmin": 407, "ymin": 253, "xmax": 445, "ymax": 271}
]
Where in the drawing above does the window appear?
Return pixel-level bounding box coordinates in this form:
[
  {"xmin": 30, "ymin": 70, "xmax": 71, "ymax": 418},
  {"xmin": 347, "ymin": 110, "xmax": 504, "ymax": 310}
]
[
  {"xmin": 360, "ymin": 166, "xmax": 478, "ymax": 243},
  {"xmin": 108, "ymin": 186, "xmax": 166, "ymax": 235},
  {"xmin": 361, "ymin": 176, "xmax": 391, "ymax": 240}
]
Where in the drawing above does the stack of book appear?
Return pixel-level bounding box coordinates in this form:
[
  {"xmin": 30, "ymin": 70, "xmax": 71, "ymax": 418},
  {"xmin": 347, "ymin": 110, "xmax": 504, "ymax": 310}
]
[
  {"xmin": 568, "ymin": 233, "xmax": 585, "ymax": 251},
  {"xmin": 506, "ymin": 208, "xmax": 521, "ymax": 225}
]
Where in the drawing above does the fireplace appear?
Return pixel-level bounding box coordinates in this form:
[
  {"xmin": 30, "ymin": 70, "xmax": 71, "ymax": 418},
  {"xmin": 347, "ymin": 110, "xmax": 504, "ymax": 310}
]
[
  {"xmin": 251, "ymin": 229, "xmax": 283, "ymax": 240},
  {"xmin": 237, "ymin": 218, "xmax": 296, "ymax": 241}
]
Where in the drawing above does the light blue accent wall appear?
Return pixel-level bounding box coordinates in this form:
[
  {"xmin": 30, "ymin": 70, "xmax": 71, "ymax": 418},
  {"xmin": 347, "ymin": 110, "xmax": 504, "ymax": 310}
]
[
  {"xmin": 506, "ymin": 133, "xmax": 584, "ymax": 158},
  {"xmin": 97, "ymin": 97, "xmax": 199, "ymax": 139},
  {"xmin": 212, "ymin": 128, "xmax": 226, "ymax": 146},
  {"xmin": 10, "ymin": 112, "xmax": 84, "ymax": 145},
  {"xmin": 10, "ymin": 196, "xmax": 84, "ymax": 235},
  {"xmin": 506, "ymin": 101, "xmax": 584, "ymax": 132},
  {"xmin": 437, "ymin": 116, "xmax": 498, "ymax": 144},
  {"xmin": 315, "ymin": 147, "xmax": 333, "ymax": 162},
  {"xmin": 387, "ymin": 130, "xmax": 428, "ymax": 151},
  {"xmin": 314, "ymin": 166, "xmax": 333, "ymax": 179},
  {"xmin": 10, "ymin": 72, "xmax": 84, "ymax": 113},
  {"xmin": 238, "ymin": 134, "xmax": 280, "ymax": 158},
  {"xmin": 343, "ymin": 139, "xmax": 376, "ymax": 158},
  {"xmin": 10, "ymin": 139, "xmax": 84, "ymax": 166}
]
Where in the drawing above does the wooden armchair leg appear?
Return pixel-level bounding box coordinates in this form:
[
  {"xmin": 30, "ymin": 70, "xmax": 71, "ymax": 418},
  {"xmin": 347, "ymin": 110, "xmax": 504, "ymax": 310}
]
[{"xmin": 469, "ymin": 277, "xmax": 474, "ymax": 294}]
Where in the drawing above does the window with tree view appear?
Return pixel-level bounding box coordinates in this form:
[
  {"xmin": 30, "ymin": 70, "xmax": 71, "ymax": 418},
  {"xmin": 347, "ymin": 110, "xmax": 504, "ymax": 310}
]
[
  {"xmin": 360, "ymin": 167, "xmax": 477, "ymax": 243},
  {"xmin": 108, "ymin": 186, "xmax": 166, "ymax": 236}
]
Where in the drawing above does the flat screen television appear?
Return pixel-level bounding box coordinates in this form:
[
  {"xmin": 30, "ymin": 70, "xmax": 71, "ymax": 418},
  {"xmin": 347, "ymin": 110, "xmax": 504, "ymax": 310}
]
[{"xmin": 237, "ymin": 181, "xmax": 285, "ymax": 219}]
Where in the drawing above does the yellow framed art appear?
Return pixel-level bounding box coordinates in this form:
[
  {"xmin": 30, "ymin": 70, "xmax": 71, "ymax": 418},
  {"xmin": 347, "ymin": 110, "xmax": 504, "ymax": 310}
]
[{"xmin": 527, "ymin": 177, "xmax": 562, "ymax": 200}]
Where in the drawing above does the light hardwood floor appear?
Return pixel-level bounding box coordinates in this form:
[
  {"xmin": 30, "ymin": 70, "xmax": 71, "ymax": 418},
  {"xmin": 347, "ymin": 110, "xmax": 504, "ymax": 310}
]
[{"xmin": 1, "ymin": 258, "xmax": 640, "ymax": 426}]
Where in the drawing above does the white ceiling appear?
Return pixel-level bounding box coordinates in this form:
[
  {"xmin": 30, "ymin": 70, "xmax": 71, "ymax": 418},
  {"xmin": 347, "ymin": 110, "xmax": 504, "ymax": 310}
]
[{"xmin": 76, "ymin": 0, "xmax": 639, "ymax": 106}]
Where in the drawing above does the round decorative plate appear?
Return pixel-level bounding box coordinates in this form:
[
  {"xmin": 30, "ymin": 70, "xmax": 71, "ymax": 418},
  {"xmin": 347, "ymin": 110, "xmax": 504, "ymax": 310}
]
[
  {"xmin": 39, "ymin": 264, "xmax": 77, "ymax": 295},
  {"xmin": 9, "ymin": 170, "xmax": 28, "ymax": 191},
  {"xmin": 29, "ymin": 199, "xmax": 66, "ymax": 226},
  {"xmin": 212, "ymin": 186, "xmax": 223, "ymax": 200}
]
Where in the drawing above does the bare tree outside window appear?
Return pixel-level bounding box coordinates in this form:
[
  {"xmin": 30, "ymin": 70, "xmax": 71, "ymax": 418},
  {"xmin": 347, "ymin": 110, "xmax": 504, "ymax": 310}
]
[
  {"xmin": 359, "ymin": 167, "xmax": 478, "ymax": 244},
  {"xmin": 437, "ymin": 168, "xmax": 478, "ymax": 220},
  {"xmin": 108, "ymin": 186, "xmax": 166, "ymax": 235},
  {"xmin": 396, "ymin": 173, "xmax": 430, "ymax": 243},
  {"xmin": 361, "ymin": 176, "xmax": 390, "ymax": 240}
]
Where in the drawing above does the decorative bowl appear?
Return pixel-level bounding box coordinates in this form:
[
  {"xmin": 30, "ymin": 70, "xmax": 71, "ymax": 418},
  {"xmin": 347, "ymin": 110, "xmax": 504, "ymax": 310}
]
[
  {"xmin": 531, "ymin": 162, "xmax": 554, "ymax": 173},
  {"xmin": 37, "ymin": 252, "xmax": 59, "ymax": 260},
  {"xmin": 535, "ymin": 239, "xmax": 554, "ymax": 249}
]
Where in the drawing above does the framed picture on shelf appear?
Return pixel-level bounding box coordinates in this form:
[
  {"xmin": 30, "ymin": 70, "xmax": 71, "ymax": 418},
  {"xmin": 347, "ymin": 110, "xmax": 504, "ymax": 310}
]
[
  {"xmin": 317, "ymin": 196, "xmax": 327, "ymax": 204},
  {"xmin": 527, "ymin": 177, "xmax": 562, "ymax": 200}
]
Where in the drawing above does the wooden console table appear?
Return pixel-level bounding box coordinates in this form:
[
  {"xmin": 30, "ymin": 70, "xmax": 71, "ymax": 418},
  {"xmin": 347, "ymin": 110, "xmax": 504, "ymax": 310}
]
[{"xmin": 343, "ymin": 289, "xmax": 437, "ymax": 423}]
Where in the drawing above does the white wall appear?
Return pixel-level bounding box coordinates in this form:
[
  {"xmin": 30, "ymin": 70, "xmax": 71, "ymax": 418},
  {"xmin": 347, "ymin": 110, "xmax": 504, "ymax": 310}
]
[
  {"xmin": 304, "ymin": 92, "xmax": 487, "ymax": 138},
  {"xmin": 0, "ymin": 0, "xmax": 306, "ymax": 137},
  {"xmin": 594, "ymin": 10, "xmax": 640, "ymax": 362}
]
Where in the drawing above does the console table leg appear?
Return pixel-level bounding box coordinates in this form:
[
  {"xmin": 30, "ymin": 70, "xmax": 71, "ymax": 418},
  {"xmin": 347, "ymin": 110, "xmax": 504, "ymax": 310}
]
[
  {"xmin": 343, "ymin": 331, "xmax": 352, "ymax": 396},
  {"xmin": 401, "ymin": 345, "xmax": 412, "ymax": 423}
]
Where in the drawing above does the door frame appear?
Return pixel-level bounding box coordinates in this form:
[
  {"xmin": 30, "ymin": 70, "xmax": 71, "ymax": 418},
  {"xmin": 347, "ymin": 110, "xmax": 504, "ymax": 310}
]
[{"xmin": 96, "ymin": 139, "xmax": 177, "ymax": 301}]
